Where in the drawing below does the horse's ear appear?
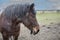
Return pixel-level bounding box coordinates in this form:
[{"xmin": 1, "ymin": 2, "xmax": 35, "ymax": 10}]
[{"xmin": 30, "ymin": 3, "xmax": 34, "ymax": 10}]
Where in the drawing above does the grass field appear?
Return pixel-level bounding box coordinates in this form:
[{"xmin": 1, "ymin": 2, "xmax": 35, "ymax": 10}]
[{"xmin": 36, "ymin": 12, "xmax": 60, "ymax": 25}]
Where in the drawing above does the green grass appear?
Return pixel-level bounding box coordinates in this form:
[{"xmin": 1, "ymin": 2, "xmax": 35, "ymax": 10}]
[{"xmin": 36, "ymin": 12, "xmax": 60, "ymax": 25}]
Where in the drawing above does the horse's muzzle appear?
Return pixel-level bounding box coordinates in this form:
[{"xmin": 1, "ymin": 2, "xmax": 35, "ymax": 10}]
[
  {"xmin": 30, "ymin": 28, "xmax": 39, "ymax": 35},
  {"xmin": 33, "ymin": 29, "xmax": 39, "ymax": 35}
]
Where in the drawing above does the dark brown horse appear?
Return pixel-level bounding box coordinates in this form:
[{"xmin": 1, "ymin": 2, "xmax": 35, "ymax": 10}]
[{"xmin": 0, "ymin": 3, "xmax": 39, "ymax": 40}]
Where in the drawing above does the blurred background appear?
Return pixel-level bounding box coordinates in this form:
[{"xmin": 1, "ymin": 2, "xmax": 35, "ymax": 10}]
[{"xmin": 0, "ymin": 0, "xmax": 60, "ymax": 40}]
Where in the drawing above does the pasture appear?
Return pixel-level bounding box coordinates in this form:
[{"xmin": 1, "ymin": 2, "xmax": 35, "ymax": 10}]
[
  {"xmin": 0, "ymin": 11, "xmax": 60, "ymax": 40},
  {"xmin": 36, "ymin": 11, "xmax": 60, "ymax": 25}
]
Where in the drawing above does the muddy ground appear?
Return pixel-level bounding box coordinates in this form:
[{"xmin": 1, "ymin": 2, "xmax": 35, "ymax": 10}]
[{"xmin": 0, "ymin": 23, "xmax": 60, "ymax": 40}]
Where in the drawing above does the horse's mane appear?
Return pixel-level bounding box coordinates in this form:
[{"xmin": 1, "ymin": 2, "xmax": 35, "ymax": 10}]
[{"xmin": 2, "ymin": 3, "xmax": 30, "ymax": 19}]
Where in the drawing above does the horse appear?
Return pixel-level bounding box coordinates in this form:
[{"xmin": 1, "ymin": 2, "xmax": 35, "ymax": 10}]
[{"xmin": 0, "ymin": 3, "xmax": 39, "ymax": 40}]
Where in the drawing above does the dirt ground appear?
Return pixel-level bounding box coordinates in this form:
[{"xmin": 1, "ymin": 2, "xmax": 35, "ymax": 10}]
[{"xmin": 0, "ymin": 23, "xmax": 60, "ymax": 40}]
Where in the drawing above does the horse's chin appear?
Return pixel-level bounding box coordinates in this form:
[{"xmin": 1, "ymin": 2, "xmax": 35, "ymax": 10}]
[
  {"xmin": 30, "ymin": 30, "xmax": 33, "ymax": 34},
  {"xmin": 30, "ymin": 30, "xmax": 39, "ymax": 35},
  {"xmin": 30, "ymin": 31, "xmax": 37, "ymax": 35}
]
